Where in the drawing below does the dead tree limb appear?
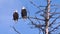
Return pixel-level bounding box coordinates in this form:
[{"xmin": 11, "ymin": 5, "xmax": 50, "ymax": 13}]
[
  {"xmin": 45, "ymin": 0, "xmax": 50, "ymax": 34},
  {"xmin": 12, "ymin": 26, "xmax": 21, "ymax": 34}
]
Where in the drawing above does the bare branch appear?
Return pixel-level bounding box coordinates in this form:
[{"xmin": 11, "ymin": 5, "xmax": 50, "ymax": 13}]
[
  {"xmin": 28, "ymin": 17, "xmax": 36, "ymax": 25},
  {"xmin": 12, "ymin": 26, "xmax": 21, "ymax": 34},
  {"xmin": 28, "ymin": 17, "xmax": 45, "ymax": 34},
  {"xmin": 35, "ymin": 10, "xmax": 44, "ymax": 14},
  {"xmin": 29, "ymin": 0, "xmax": 45, "ymax": 13},
  {"xmin": 52, "ymin": 3, "xmax": 59, "ymax": 7},
  {"xmin": 49, "ymin": 16, "xmax": 60, "ymax": 27},
  {"xmin": 50, "ymin": 12, "xmax": 60, "ymax": 14},
  {"xmin": 51, "ymin": 4, "xmax": 60, "ymax": 8},
  {"xmin": 50, "ymin": 24, "xmax": 60, "ymax": 32},
  {"xmin": 28, "ymin": 16, "xmax": 44, "ymax": 21},
  {"xmin": 49, "ymin": 7, "xmax": 60, "ymax": 19},
  {"xmin": 29, "ymin": 0, "xmax": 40, "ymax": 9},
  {"xmin": 49, "ymin": 12, "xmax": 60, "ymax": 19}
]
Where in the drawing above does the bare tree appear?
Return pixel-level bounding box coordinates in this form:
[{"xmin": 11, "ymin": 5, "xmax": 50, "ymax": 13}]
[
  {"xmin": 28, "ymin": 0, "xmax": 60, "ymax": 34},
  {"xmin": 12, "ymin": 0, "xmax": 60, "ymax": 34}
]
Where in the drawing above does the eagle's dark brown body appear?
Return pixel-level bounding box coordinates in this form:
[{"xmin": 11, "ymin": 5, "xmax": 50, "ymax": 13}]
[
  {"xmin": 13, "ymin": 12, "xmax": 19, "ymax": 21},
  {"xmin": 21, "ymin": 8, "xmax": 27, "ymax": 19}
]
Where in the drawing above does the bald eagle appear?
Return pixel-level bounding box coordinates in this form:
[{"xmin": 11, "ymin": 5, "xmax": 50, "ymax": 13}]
[
  {"xmin": 21, "ymin": 6, "xmax": 27, "ymax": 19},
  {"xmin": 13, "ymin": 10, "xmax": 19, "ymax": 21}
]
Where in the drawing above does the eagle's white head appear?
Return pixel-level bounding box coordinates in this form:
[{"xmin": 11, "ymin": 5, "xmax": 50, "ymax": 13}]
[
  {"xmin": 14, "ymin": 10, "xmax": 18, "ymax": 12},
  {"xmin": 15, "ymin": 10, "xmax": 18, "ymax": 12},
  {"xmin": 22, "ymin": 6, "xmax": 26, "ymax": 9}
]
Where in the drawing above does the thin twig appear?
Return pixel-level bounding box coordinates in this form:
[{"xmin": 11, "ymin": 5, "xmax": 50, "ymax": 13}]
[
  {"xmin": 28, "ymin": 16, "xmax": 44, "ymax": 21},
  {"xmin": 49, "ymin": 16, "xmax": 60, "ymax": 27},
  {"xmin": 50, "ymin": 24, "xmax": 60, "ymax": 32},
  {"xmin": 12, "ymin": 26, "xmax": 21, "ymax": 34}
]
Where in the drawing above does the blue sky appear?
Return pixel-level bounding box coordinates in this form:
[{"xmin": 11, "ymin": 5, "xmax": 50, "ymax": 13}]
[{"xmin": 0, "ymin": 0, "xmax": 60, "ymax": 34}]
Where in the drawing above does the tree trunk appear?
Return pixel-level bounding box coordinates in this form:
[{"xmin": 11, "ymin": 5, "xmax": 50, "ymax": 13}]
[{"xmin": 45, "ymin": 0, "xmax": 50, "ymax": 34}]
